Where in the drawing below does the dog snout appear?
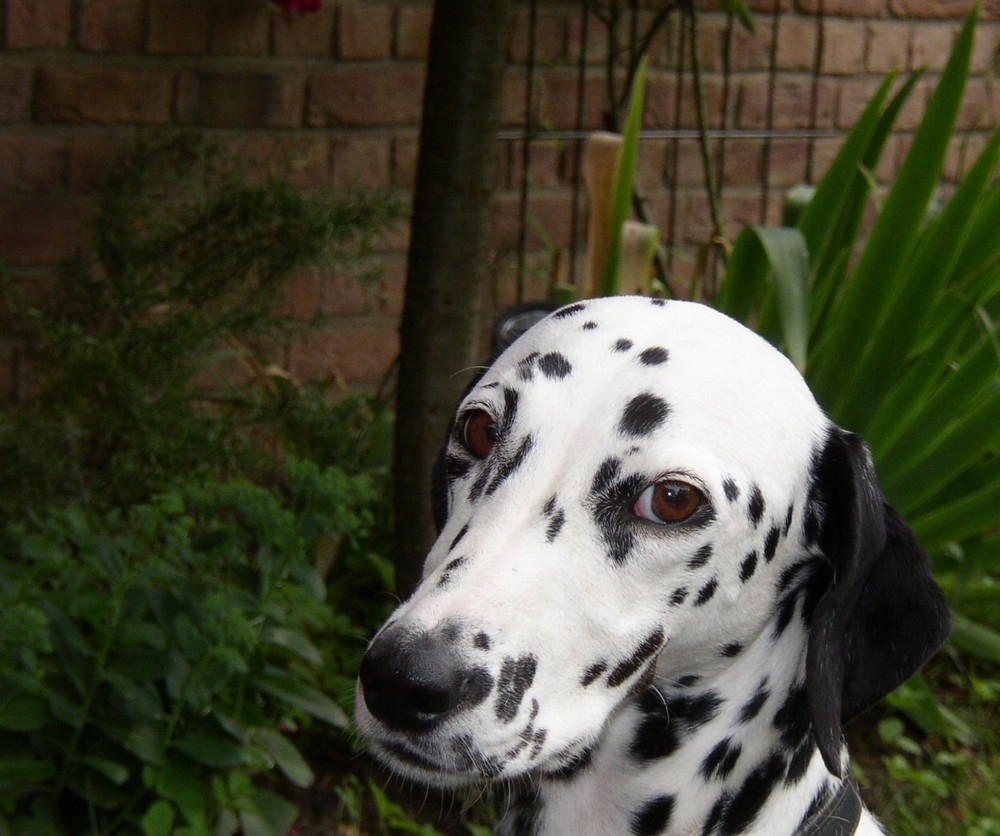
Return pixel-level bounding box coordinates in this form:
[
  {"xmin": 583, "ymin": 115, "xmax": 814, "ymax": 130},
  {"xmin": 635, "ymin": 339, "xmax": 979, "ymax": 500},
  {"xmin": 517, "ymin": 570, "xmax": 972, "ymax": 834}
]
[{"xmin": 359, "ymin": 624, "xmax": 494, "ymax": 732}]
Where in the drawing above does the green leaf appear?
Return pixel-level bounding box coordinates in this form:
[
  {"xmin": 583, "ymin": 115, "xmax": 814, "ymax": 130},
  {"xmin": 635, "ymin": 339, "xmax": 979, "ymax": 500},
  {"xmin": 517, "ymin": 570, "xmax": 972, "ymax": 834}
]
[
  {"xmin": 260, "ymin": 626, "xmax": 323, "ymax": 667},
  {"xmin": 142, "ymin": 800, "xmax": 176, "ymax": 836},
  {"xmin": 810, "ymin": 7, "xmax": 977, "ymax": 419},
  {"xmin": 172, "ymin": 731, "xmax": 246, "ymax": 769},
  {"xmin": 0, "ymin": 758, "xmax": 56, "ymax": 793},
  {"xmin": 239, "ymin": 787, "xmax": 298, "ymax": 836},
  {"xmin": 249, "ymin": 727, "xmax": 314, "ymax": 788},
  {"xmin": 601, "ymin": 56, "xmax": 648, "ymax": 297},
  {"xmin": 949, "ymin": 613, "xmax": 1000, "ymax": 664},
  {"xmin": 252, "ymin": 669, "xmax": 348, "ymax": 728},
  {"xmin": 0, "ymin": 697, "xmax": 49, "ymax": 731},
  {"xmin": 911, "ymin": 479, "xmax": 1000, "ymax": 551},
  {"xmin": 74, "ymin": 755, "xmax": 130, "ymax": 786}
]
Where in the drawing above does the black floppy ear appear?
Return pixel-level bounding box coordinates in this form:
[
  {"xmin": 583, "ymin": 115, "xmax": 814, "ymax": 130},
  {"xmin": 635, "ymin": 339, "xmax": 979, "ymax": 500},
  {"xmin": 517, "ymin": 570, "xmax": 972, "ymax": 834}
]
[{"xmin": 806, "ymin": 428, "xmax": 951, "ymax": 776}]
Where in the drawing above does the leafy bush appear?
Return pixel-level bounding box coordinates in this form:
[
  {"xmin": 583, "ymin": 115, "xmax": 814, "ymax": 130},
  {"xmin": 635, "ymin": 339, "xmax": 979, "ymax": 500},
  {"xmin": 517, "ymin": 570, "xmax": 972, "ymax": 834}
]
[
  {"xmin": 717, "ymin": 7, "xmax": 1000, "ymax": 658},
  {"xmin": 0, "ymin": 132, "xmax": 403, "ymax": 523},
  {"xmin": 0, "ymin": 133, "xmax": 402, "ymax": 834},
  {"xmin": 0, "ymin": 459, "xmax": 373, "ymax": 835}
]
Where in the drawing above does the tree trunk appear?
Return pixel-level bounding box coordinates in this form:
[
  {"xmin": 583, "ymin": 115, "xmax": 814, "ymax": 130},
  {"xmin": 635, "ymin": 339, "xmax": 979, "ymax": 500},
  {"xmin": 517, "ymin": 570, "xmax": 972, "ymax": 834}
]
[{"xmin": 394, "ymin": 1, "xmax": 512, "ymax": 598}]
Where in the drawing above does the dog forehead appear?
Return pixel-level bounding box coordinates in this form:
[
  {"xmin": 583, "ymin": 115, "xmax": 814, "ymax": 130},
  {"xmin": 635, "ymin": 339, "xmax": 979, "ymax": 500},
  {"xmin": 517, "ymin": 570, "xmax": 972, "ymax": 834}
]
[{"xmin": 478, "ymin": 298, "xmax": 824, "ymax": 451}]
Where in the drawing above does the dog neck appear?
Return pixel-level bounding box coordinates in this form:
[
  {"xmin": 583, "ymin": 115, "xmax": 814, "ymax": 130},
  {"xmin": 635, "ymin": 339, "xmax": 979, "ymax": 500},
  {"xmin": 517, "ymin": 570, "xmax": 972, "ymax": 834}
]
[{"xmin": 498, "ymin": 588, "xmax": 850, "ymax": 835}]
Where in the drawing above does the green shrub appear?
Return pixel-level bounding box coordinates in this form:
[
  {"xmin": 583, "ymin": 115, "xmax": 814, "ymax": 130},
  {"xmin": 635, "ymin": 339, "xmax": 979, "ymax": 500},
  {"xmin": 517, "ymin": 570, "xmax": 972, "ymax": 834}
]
[{"xmin": 0, "ymin": 459, "xmax": 374, "ymax": 835}]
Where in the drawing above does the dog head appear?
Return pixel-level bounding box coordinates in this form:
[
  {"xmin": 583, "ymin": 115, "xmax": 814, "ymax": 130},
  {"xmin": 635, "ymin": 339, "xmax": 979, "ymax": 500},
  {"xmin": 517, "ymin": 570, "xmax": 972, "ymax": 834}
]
[{"xmin": 356, "ymin": 297, "xmax": 949, "ymax": 784}]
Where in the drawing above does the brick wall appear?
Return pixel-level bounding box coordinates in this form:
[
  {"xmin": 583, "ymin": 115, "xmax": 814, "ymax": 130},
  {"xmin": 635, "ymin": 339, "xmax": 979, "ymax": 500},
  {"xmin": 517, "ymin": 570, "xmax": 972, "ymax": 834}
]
[{"xmin": 1, "ymin": 0, "xmax": 998, "ymax": 399}]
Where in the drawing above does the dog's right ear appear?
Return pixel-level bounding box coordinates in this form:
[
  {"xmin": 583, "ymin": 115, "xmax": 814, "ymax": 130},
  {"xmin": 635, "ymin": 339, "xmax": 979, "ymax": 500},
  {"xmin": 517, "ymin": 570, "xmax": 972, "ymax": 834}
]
[{"xmin": 805, "ymin": 427, "xmax": 951, "ymax": 776}]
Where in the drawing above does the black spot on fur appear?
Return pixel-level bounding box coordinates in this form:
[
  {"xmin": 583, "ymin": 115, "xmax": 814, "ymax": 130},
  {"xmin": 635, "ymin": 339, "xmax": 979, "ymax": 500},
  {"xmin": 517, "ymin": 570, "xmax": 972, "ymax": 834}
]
[
  {"xmin": 739, "ymin": 551, "xmax": 758, "ymax": 583},
  {"xmin": 694, "ymin": 577, "xmax": 718, "ymax": 606},
  {"xmin": 630, "ymin": 794, "xmax": 675, "ymax": 835},
  {"xmin": 440, "ymin": 622, "xmax": 460, "ymax": 643},
  {"xmin": 495, "ymin": 655, "xmax": 538, "ymax": 723},
  {"xmin": 723, "ymin": 478, "xmax": 740, "ymax": 502},
  {"xmin": 582, "ymin": 320, "xmax": 598, "ymax": 330},
  {"xmin": 485, "ymin": 434, "xmax": 534, "ymax": 496},
  {"xmin": 721, "ymin": 641, "xmax": 744, "ymax": 658},
  {"xmin": 670, "ymin": 586, "xmax": 689, "ymax": 606},
  {"xmin": 607, "ymin": 628, "xmax": 665, "ymax": 688},
  {"xmin": 747, "ymin": 485, "xmax": 765, "ymax": 527},
  {"xmin": 445, "ymin": 453, "xmax": 472, "ymax": 481},
  {"xmin": 449, "ymin": 522, "xmax": 470, "ymax": 552},
  {"xmin": 763, "ymin": 525, "xmax": 781, "ymax": 562},
  {"xmin": 516, "ymin": 352, "xmax": 540, "ymax": 381},
  {"xmin": 539, "ymin": 352, "xmax": 573, "ymax": 379},
  {"xmin": 701, "ymin": 736, "xmax": 742, "ymax": 781},
  {"xmin": 687, "ymin": 544, "xmax": 713, "ymax": 569},
  {"xmin": 719, "ymin": 751, "xmax": 786, "ymax": 834},
  {"xmin": 784, "ymin": 503, "xmax": 795, "ymax": 535},
  {"xmin": 631, "ymin": 688, "xmax": 723, "ymax": 762},
  {"xmin": 545, "ymin": 745, "xmax": 593, "ymax": 780},
  {"xmin": 474, "ymin": 632, "xmax": 491, "ymax": 650},
  {"xmin": 785, "ymin": 738, "xmax": 815, "ymax": 786},
  {"xmin": 638, "ymin": 347, "xmax": 669, "ymax": 366},
  {"xmin": 452, "ymin": 734, "xmax": 504, "ymax": 779},
  {"xmin": 619, "ymin": 393, "xmax": 671, "ymax": 438},
  {"xmin": 588, "ymin": 457, "xmax": 644, "ymax": 564},
  {"xmin": 554, "ymin": 302, "xmax": 586, "ymax": 318},
  {"xmin": 675, "ymin": 674, "xmax": 701, "ymax": 688},
  {"xmin": 545, "ymin": 510, "xmax": 565, "ymax": 542},
  {"xmin": 613, "ymin": 338, "xmax": 634, "ymax": 352},
  {"xmin": 773, "ymin": 684, "xmax": 811, "ymax": 749},
  {"xmin": 739, "ymin": 680, "xmax": 770, "ymax": 724},
  {"xmin": 437, "ymin": 556, "xmax": 467, "ymax": 587},
  {"xmin": 650, "ymin": 298, "xmax": 667, "ymax": 306},
  {"xmin": 581, "ymin": 661, "xmax": 607, "ymax": 687}
]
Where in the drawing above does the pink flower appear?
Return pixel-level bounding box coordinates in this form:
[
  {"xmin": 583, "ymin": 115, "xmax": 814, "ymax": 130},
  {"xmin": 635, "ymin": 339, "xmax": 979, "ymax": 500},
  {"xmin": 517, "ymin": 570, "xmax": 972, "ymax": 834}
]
[{"xmin": 271, "ymin": 0, "xmax": 323, "ymax": 14}]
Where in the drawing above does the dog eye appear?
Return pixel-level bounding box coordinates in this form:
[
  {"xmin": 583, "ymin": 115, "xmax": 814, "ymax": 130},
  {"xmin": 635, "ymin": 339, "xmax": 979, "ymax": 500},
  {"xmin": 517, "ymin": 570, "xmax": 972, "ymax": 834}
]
[
  {"xmin": 635, "ymin": 480, "xmax": 703, "ymax": 524},
  {"xmin": 461, "ymin": 409, "xmax": 499, "ymax": 459}
]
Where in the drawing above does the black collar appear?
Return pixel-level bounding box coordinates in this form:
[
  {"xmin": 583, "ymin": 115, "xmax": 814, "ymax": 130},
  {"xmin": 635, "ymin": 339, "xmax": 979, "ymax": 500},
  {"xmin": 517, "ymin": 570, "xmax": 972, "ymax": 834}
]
[{"xmin": 797, "ymin": 777, "xmax": 864, "ymax": 836}]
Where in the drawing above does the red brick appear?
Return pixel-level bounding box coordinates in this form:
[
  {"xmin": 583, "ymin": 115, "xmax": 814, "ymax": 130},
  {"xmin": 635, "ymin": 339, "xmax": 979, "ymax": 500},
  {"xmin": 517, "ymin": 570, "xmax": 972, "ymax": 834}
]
[
  {"xmin": 888, "ymin": 0, "xmax": 973, "ymax": 17},
  {"xmin": 767, "ymin": 138, "xmax": 811, "ymax": 187},
  {"xmin": 78, "ymin": 0, "xmax": 144, "ymax": 52},
  {"xmin": 635, "ymin": 141, "xmax": 667, "ymax": 191},
  {"xmin": 675, "ymin": 76, "xmax": 728, "ymax": 130},
  {"xmin": 540, "ymin": 72, "xmax": 607, "ymax": 130},
  {"xmin": 665, "ymin": 139, "xmax": 709, "ymax": 187},
  {"xmin": 0, "ymin": 199, "xmax": 95, "ymax": 266},
  {"xmin": 737, "ymin": 77, "xmax": 837, "ymax": 130},
  {"xmin": 320, "ymin": 255, "xmax": 406, "ymax": 317},
  {"xmin": 820, "ymin": 20, "xmax": 868, "ymax": 74},
  {"xmin": 719, "ymin": 140, "xmax": 765, "ymax": 187},
  {"xmin": 945, "ymin": 132, "xmax": 987, "ymax": 182},
  {"xmin": 956, "ymin": 82, "xmax": 999, "ymax": 130},
  {"xmin": 644, "ymin": 74, "xmax": 677, "ymax": 130},
  {"xmin": 338, "ymin": 4, "xmax": 394, "ymax": 59},
  {"xmin": 500, "ymin": 74, "xmax": 531, "ymax": 127},
  {"xmin": 332, "ymin": 136, "xmax": 392, "ymax": 189},
  {"xmin": 209, "ymin": 5, "xmax": 271, "ymax": 54},
  {"xmin": 809, "ymin": 136, "xmax": 845, "ymax": 181},
  {"xmin": 274, "ymin": 135, "xmax": 332, "ymax": 189},
  {"xmin": 6, "ymin": 0, "xmax": 71, "ymax": 48},
  {"xmin": 35, "ymin": 66, "xmax": 175, "ymax": 125},
  {"xmin": 396, "ymin": 5, "xmax": 433, "ymax": 60},
  {"xmin": 176, "ymin": 71, "xmax": 305, "ymax": 128},
  {"xmin": 566, "ymin": 11, "xmax": 610, "ymax": 66},
  {"xmin": 280, "ymin": 266, "xmax": 322, "ymax": 320},
  {"xmin": 272, "ymin": 6, "xmax": 335, "ymax": 56},
  {"xmin": 728, "ymin": 20, "xmax": 776, "ymax": 72},
  {"xmin": 290, "ymin": 319, "xmax": 399, "ymax": 384},
  {"xmin": 866, "ymin": 21, "xmax": 911, "ymax": 71},
  {"xmin": 0, "ymin": 64, "xmax": 33, "ymax": 123},
  {"xmin": 971, "ymin": 24, "xmax": 1000, "ymax": 73},
  {"xmin": 491, "ymin": 190, "xmax": 574, "ymax": 250},
  {"xmin": 392, "ymin": 135, "xmax": 420, "ymax": 188},
  {"xmin": 147, "ymin": 0, "xmax": 212, "ymax": 54},
  {"xmin": 68, "ymin": 136, "xmax": 125, "ymax": 192},
  {"xmin": 0, "ymin": 134, "xmax": 66, "ymax": 191},
  {"xmin": 776, "ymin": 19, "xmax": 819, "ymax": 71},
  {"xmin": 307, "ymin": 67, "xmax": 425, "ymax": 127},
  {"xmin": 796, "ymin": 0, "xmax": 887, "ymax": 15},
  {"xmin": 837, "ymin": 77, "xmax": 884, "ymax": 129},
  {"xmin": 508, "ymin": 9, "xmax": 565, "ymax": 64},
  {"xmin": 910, "ymin": 22, "xmax": 960, "ymax": 70}
]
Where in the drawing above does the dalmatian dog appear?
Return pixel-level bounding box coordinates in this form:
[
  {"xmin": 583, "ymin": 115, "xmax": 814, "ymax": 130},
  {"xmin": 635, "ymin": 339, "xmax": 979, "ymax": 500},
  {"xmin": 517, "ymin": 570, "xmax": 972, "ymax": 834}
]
[{"xmin": 356, "ymin": 297, "xmax": 950, "ymax": 835}]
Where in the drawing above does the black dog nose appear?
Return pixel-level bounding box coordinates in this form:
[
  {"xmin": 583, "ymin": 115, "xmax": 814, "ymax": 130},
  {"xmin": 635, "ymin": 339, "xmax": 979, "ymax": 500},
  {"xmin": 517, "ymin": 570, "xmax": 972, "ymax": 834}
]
[{"xmin": 359, "ymin": 625, "xmax": 493, "ymax": 732}]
